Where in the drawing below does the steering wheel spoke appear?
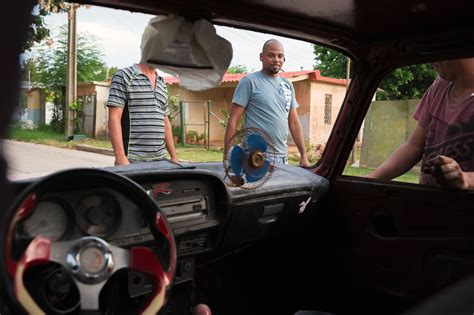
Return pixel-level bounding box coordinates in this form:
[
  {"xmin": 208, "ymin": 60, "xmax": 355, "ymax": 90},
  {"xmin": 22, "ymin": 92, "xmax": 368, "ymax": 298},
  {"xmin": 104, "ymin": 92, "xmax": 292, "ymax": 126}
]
[
  {"xmin": 75, "ymin": 281, "xmax": 106, "ymax": 311},
  {"xmin": 49, "ymin": 239, "xmax": 78, "ymax": 266}
]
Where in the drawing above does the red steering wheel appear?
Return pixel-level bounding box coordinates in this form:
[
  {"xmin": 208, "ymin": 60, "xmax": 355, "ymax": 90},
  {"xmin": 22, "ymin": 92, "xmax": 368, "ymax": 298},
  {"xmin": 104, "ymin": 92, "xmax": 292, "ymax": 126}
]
[{"xmin": 0, "ymin": 169, "xmax": 176, "ymax": 314}]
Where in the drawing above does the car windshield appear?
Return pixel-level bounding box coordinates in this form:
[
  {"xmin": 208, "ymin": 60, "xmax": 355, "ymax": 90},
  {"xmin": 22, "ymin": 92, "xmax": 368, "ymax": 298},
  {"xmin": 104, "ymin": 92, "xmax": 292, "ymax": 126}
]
[{"xmin": 10, "ymin": 4, "xmax": 350, "ymax": 180}]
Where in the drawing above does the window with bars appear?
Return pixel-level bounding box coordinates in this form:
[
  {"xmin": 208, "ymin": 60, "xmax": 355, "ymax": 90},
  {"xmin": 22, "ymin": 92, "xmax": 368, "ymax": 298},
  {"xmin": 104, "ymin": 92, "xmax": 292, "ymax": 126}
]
[{"xmin": 324, "ymin": 94, "xmax": 332, "ymax": 124}]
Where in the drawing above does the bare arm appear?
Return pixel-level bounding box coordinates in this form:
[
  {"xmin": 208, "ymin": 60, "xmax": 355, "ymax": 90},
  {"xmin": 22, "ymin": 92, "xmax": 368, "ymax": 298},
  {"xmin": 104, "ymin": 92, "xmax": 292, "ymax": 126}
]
[
  {"xmin": 108, "ymin": 106, "xmax": 130, "ymax": 166},
  {"xmin": 367, "ymin": 124, "xmax": 426, "ymax": 180},
  {"xmin": 164, "ymin": 116, "xmax": 178, "ymax": 163},
  {"xmin": 223, "ymin": 104, "xmax": 245, "ymax": 160},
  {"xmin": 288, "ymin": 108, "xmax": 310, "ymax": 167}
]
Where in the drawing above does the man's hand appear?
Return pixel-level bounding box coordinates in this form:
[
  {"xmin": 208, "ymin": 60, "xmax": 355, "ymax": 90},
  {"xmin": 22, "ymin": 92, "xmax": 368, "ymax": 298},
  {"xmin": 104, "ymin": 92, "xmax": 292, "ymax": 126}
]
[
  {"xmin": 114, "ymin": 156, "xmax": 130, "ymax": 166},
  {"xmin": 423, "ymin": 155, "xmax": 473, "ymax": 190},
  {"xmin": 170, "ymin": 156, "xmax": 179, "ymax": 163},
  {"xmin": 299, "ymin": 156, "xmax": 310, "ymax": 167}
]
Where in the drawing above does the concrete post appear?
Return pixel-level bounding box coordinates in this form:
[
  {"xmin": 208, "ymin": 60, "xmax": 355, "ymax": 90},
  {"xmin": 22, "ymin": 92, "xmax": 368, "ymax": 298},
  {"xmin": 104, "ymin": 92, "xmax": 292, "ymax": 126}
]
[{"xmin": 65, "ymin": 4, "xmax": 77, "ymax": 139}]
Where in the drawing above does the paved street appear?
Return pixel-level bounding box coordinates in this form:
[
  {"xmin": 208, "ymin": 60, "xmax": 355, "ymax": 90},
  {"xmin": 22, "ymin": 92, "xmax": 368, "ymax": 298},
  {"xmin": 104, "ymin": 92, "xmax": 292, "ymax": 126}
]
[{"xmin": 3, "ymin": 140, "xmax": 114, "ymax": 180}]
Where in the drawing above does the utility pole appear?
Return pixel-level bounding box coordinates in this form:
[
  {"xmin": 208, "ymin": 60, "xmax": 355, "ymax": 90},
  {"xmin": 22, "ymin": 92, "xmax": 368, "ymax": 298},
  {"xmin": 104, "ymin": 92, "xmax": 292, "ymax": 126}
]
[{"xmin": 65, "ymin": 4, "xmax": 78, "ymax": 139}]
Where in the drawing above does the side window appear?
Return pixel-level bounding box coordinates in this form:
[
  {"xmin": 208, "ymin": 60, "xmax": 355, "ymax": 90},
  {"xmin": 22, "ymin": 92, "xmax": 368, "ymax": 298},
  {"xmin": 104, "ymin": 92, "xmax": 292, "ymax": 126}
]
[
  {"xmin": 343, "ymin": 62, "xmax": 437, "ymax": 184},
  {"xmin": 292, "ymin": 46, "xmax": 349, "ymax": 165}
]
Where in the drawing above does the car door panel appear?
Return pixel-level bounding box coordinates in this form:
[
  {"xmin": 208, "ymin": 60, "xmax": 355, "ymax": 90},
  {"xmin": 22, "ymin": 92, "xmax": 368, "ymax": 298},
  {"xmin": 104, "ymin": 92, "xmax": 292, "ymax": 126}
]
[{"xmin": 329, "ymin": 176, "xmax": 474, "ymax": 302}]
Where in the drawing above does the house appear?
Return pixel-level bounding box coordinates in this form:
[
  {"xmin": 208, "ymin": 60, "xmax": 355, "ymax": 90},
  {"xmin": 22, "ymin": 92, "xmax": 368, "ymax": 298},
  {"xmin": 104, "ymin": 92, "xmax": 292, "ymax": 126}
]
[
  {"xmin": 24, "ymin": 70, "xmax": 348, "ymax": 145},
  {"xmin": 16, "ymin": 81, "xmax": 46, "ymax": 125},
  {"xmin": 165, "ymin": 70, "xmax": 348, "ymax": 146},
  {"xmin": 76, "ymin": 81, "xmax": 112, "ymax": 139}
]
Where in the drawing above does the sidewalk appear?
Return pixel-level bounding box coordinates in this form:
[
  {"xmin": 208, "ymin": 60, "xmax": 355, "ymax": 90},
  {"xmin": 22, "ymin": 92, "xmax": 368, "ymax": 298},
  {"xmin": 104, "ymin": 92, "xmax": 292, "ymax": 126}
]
[{"xmin": 5, "ymin": 140, "xmax": 114, "ymax": 180}]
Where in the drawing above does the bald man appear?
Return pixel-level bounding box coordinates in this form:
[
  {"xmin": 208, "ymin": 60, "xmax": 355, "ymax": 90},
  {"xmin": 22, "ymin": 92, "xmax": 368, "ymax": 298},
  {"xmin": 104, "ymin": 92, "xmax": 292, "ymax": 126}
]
[{"xmin": 224, "ymin": 39, "xmax": 310, "ymax": 167}]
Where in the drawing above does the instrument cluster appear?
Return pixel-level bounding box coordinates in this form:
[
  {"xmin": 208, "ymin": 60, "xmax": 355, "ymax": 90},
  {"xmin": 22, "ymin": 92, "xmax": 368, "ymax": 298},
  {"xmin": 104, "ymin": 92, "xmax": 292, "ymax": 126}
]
[{"xmin": 17, "ymin": 189, "xmax": 127, "ymax": 242}]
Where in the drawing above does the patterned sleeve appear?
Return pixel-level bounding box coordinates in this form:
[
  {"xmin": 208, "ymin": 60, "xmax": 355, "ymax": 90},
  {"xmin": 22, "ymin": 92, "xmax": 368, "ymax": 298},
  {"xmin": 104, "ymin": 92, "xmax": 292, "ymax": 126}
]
[
  {"xmin": 164, "ymin": 95, "xmax": 170, "ymax": 117},
  {"xmin": 232, "ymin": 76, "xmax": 251, "ymax": 108},
  {"xmin": 106, "ymin": 70, "xmax": 128, "ymax": 108},
  {"xmin": 413, "ymin": 76, "xmax": 445, "ymax": 129},
  {"xmin": 163, "ymin": 81, "xmax": 171, "ymax": 117}
]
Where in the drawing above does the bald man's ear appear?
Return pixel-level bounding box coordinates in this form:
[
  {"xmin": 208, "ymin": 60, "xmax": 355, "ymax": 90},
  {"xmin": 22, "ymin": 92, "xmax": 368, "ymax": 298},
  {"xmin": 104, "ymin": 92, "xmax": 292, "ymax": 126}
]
[{"xmin": 259, "ymin": 53, "xmax": 263, "ymax": 61}]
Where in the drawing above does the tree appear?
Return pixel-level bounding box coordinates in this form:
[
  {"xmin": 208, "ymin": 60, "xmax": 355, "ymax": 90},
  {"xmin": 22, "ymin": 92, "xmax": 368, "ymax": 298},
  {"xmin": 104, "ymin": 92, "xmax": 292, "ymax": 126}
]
[
  {"xmin": 227, "ymin": 64, "xmax": 248, "ymax": 74},
  {"xmin": 22, "ymin": 25, "xmax": 108, "ymax": 132},
  {"xmin": 28, "ymin": 25, "xmax": 108, "ymax": 88},
  {"xmin": 107, "ymin": 66, "xmax": 119, "ymax": 80},
  {"xmin": 313, "ymin": 46, "xmax": 349, "ymax": 79},
  {"xmin": 20, "ymin": 58, "xmax": 39, "ymax": 83},
  {"xmin": 377, "ymin": 64, "xmax": 436, "ymax": 100},
  {"xmin": 313, "ymin": 45, "xmax": 436, "ymax": 100},
  {"xmin": 24, "ymin": 1, "xmax": 67, "ymax": 51}
]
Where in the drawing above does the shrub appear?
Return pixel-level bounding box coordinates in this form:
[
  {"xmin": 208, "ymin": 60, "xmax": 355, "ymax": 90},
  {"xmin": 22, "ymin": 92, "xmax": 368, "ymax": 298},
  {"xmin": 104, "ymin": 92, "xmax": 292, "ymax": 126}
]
[
  {"xmin": 186, "ymin": 130, "xmax": 199, "ymax": 144},
  {"xmin": 20, "ymin": 120, "xmax": 36, "ymax": 130},
  {"xmin": 219, "ymin": 108, "xmax": 244, "ymax": 130}
]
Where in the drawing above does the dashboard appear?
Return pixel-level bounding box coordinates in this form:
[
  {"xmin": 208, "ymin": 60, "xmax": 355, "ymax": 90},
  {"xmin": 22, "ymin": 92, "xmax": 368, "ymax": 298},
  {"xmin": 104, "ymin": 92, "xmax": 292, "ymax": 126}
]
[
  {"xmin": 12, "ymin": 161, "xmax": 328, "ymax": 257},
  {"xmin": 11, "ymin": 161, "xmax": 328, "ymax": 282},
  {"xmin": 7, "ymin": 160, "xmax": 329, "ymax": 313},
  {"xmin": 16, "ymin": 176, "xmax": 226, "ymax": 260}
]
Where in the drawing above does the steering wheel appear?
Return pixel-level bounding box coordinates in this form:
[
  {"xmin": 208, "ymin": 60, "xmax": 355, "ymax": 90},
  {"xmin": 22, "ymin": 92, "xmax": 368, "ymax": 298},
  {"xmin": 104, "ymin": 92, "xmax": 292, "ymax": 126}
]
[{"xmin": 0, "ymin": 169, "xmax": 176, "ymax": 314}]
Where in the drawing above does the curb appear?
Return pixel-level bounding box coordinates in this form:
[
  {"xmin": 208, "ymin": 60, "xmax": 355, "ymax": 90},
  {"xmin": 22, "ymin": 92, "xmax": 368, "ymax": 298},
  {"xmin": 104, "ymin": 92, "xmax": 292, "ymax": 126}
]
[
  {"xmin": 74, "ymin": 145, "xmax": 192, "ymax": 163},
  {"xmin": 75, "ymin": 144, "xmax": 114, "ymax": 156}
]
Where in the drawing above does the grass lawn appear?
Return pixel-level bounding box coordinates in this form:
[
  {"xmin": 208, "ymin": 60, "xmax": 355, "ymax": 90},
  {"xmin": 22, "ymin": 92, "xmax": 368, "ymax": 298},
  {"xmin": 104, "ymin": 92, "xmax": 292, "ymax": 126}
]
[
  {"xmin": 343, "ymin": 166, "xmax": 419, "ymax": 184},
  {"xmin": 78, "ymin": 141, "xmax": 224, "ymax": 162},
  {"xmin": 8, "ymin": 125, "xmax": 76, "ymax": 148},
  {"xmin": 8, "ymin": 125, "xmax": 224, "ymax": 162},
  {"xmin": 289, "ymin": 155, "xmax": 419, "ymax": 184},
  {"xmin": 174, "ymin": 146, "xmax": 223, "ymax": 162},
  {"xmin": 7, "ymin": 126, "xmax": 420, "ymax": 184}
]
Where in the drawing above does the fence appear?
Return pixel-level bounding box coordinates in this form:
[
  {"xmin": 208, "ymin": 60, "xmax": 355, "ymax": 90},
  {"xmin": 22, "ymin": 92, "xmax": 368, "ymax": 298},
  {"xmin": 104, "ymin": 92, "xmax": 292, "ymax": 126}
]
[
  {"xmin": 171, "ymin": 100, "xmax": 218, "ymax": 150},
  {"xmin": 360, "ymin": 99, "xmax": 420, "ymax": 170}
]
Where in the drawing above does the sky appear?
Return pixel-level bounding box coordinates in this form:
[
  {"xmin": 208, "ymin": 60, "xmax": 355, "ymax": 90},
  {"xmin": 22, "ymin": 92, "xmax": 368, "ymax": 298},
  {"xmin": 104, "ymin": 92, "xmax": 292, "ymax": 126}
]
[{"xmin": 42, "ymin": 6, "xmax": 316, "ymax": 73}]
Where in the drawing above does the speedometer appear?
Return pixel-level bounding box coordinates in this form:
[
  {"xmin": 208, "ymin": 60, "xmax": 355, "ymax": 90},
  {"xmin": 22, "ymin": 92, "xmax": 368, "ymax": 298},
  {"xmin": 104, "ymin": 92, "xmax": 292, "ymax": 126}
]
[
  {"xmin": 76, "ymin": 192, "xmax": 122, "ymax": 238},
  {"xmin": 23, "ymin": 199, "xmax": 73, "ymax": 241}
]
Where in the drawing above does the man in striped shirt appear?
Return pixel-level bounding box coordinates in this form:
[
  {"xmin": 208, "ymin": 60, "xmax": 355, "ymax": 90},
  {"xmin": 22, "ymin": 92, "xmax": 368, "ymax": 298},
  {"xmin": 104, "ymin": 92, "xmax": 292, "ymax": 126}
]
[{"xmin": 107, "ymin": 63, "xmax": 178, "ymax": 165}]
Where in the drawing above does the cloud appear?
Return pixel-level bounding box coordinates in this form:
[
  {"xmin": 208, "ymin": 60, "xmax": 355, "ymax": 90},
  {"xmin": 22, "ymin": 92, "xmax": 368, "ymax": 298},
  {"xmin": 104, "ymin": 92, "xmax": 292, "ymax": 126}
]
[
  {"xmin": 78, "ymin": 21, "xmax": 142, "ymax": 68},
  {"xmin": 216, "ymin": 27, "xmax": 315, "ymax": 71},
  {"xmin": 45, "ymin": 6, "xmax": 315, "ymax": 71}
]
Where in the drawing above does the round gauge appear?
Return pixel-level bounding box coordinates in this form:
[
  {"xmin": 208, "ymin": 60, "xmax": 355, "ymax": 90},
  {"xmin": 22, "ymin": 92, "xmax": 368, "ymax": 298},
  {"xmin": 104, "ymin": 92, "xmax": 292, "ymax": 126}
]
[
  {"xmin": 23, "ymin": 199, "xmax": 73, "ymax": 241},
  {"xmin": 76, "ymin": 192, "xmax": 122, "ymax": 238}
]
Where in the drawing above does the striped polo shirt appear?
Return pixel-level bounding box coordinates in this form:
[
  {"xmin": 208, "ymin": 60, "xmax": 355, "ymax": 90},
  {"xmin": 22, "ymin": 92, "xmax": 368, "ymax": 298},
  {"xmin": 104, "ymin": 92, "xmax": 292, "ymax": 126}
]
[{"xmin": 107, "ymin": 64, "xmax": 170, "ymax": 162}]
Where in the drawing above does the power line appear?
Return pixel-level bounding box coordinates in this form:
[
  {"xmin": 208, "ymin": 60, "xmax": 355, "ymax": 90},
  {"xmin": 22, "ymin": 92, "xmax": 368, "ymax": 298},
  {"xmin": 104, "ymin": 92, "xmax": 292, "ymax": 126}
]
[
  {"xmin": 221, "ymin": 27, "xmax": 312, "ymax": 62},
  {"xmin": 219, "ymin": 27, "xmax": 314, "ymax": 69},
  {"xmin": 239, "ymin": 28, "xmax": 311, "ymax": 62},
  {"xmin": 219, "ymin": 27, "xmax": 262, "ymax": 47},
  {"xmin": 114, "ymin": 12, "xmax": 145, "ymax": 34}
]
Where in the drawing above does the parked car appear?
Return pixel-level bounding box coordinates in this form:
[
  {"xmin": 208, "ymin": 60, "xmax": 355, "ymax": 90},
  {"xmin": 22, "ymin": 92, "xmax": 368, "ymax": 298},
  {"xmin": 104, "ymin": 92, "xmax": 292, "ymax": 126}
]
[{"xmin": 1, "ymin": 0, "xmax": 474, "ymax": 314}]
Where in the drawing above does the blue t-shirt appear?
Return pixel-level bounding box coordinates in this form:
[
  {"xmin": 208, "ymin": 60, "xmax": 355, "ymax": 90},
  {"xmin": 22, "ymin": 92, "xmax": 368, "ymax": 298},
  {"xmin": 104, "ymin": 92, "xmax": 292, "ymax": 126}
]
[{"xmin": 232, "ymin": 71, "xmax": 298, "ymax": 158}]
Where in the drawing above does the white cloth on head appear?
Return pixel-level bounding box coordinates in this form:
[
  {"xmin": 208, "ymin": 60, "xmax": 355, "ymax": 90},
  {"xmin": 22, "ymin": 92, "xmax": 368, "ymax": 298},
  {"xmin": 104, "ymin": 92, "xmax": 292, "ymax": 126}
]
[{"xmin": 140, "ymin": 15, "xmax": 233, "ymax": 91}]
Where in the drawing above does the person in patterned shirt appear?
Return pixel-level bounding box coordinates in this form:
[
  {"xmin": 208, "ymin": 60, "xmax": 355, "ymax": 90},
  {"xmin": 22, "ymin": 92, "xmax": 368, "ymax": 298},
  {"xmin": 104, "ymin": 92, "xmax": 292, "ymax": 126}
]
[
  {"xmin": 107, "ymin": 63, "xmax": 178, "ymax": 165},
  {"xmin": 368, "ymin": 58, "xmax": 474, "ymax": 190}
]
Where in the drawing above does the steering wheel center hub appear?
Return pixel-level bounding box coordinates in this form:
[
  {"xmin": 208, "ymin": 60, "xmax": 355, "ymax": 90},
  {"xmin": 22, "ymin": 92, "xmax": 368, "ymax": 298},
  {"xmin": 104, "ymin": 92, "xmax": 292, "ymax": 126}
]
[
  {"xmin": 67, "ymin": 237, "xmax": 113, "ymax": 284},
  {"xmin": 80, "ymin": 246, "xmax": 106, "ymax": 273}
]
